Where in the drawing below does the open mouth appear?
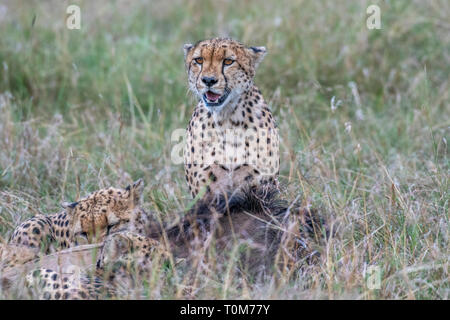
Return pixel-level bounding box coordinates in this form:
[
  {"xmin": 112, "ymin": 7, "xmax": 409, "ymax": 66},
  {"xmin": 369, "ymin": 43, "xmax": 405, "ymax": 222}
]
[{"xmin": 202, "ymin": 89, "xmax": 229, "ymax": 107}]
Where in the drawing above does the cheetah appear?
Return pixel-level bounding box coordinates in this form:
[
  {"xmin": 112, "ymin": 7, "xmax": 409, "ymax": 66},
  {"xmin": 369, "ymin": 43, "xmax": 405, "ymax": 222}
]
[
  {"xmin": 25, "ymin": 267, "xmax": 109, "ymax": 300},
  {"xmin": 24, "ymin": 185, "xmax": 327, "ymax": 299},
  {"xmin": 183, "ymin": 38, "xmax": 280, "ymax": 198},
  {"xmin": 25, "ymin": 231, "xmax": 166, "ymax": 300},
  {"xmin": 8, "ymin": 179, "xmax": 144, "ymax": 261}
]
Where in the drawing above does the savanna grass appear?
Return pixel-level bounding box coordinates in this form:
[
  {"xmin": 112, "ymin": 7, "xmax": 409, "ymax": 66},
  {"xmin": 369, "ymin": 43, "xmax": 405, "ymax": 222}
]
[{"xmin": 0, "ymin": 0, "xmax": 448, "ymax": 299}]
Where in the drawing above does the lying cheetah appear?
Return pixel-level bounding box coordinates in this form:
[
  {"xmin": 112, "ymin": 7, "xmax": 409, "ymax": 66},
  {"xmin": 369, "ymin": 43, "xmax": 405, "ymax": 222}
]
[
  {"xmin": 25, "ymin": 231, "xmax": 166, "ymax": 300},
  {"xmin": 25, "ymin": 185, "xmax": 327, "ymax": 299},
  {"xmin": 5, "ymin": 179, "xmax": 144, "ymax": 266},
  {"xmin": 25, "ymin": 267, "xmax": 109, "ymax": 300},
  {"xmin": 183, "ymin": 38, "xmax": 280, "ymax": 198}
]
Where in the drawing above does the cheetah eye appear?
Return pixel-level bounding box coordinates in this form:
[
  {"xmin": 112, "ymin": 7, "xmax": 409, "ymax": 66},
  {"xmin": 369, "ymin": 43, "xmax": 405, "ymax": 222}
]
[
  {"xmin": 223, "ymin": 58, "xmax": 234, "ymax": 66},
  {"xmin": 194, "ymin": 57, "xmax": 204, "ymax": 64}
]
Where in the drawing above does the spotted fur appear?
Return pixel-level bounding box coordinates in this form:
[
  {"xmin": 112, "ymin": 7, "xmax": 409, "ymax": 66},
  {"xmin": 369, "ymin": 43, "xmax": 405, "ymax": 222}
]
[
  {"xmin": 26, "ymin": 231, "xmax": 165, "ymax": 300},
  {"xmin": 183, "ymin": 38, "xmax": 280, "ymax": 198},
  {"xmin": 9, "ymin": 179, "xmax": 144, "ymax": 254},
  {"xmin": 24, "ymin": 184, "xmax": 328, "ymax": 299},
  {"xmin": 25, "ymin": 267, "xmax": 111, "ymax": 300}
]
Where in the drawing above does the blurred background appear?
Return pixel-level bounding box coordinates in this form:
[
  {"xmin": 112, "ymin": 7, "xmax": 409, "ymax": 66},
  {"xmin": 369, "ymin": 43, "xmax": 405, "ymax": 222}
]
[{"xmin": 0, "ymin": 0, "xmax": 448, "ymax": 299}]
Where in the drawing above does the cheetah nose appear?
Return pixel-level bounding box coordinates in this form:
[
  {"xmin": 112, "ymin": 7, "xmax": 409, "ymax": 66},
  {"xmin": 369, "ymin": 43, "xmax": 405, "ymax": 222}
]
[{"xmin": 202, "ymin": 76, "xmax": 218, "ymax": 87}]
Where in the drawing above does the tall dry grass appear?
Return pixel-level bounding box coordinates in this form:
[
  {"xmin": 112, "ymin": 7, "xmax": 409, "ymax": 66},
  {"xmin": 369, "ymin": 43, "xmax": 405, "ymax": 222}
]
[{"xmin": 0, "ymin": 0, "xmax": 448, "ymax": 299}]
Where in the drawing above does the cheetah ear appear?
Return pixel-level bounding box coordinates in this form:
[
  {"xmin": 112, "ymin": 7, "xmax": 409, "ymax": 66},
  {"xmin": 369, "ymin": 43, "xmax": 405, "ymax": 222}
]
[
  {"xmin": 248, "ymin": 46, "xmax": 267, "ymax": 68},
  {"xmin": 125, "ymin": 178, "xmax": 144, "ymax": 206},
  {"xmin": 61, "ymin": 201, "xmax": 78, "ymax": 213},
  {"xmin": 183, "ymin": 43, "xmax": 194, "ymax": 60}
]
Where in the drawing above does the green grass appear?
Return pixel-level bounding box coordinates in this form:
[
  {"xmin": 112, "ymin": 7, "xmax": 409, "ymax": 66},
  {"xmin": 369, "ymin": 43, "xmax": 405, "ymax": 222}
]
[{"xmin": 0, "ymin": 0, "xmax": 448, "ymax": 299}]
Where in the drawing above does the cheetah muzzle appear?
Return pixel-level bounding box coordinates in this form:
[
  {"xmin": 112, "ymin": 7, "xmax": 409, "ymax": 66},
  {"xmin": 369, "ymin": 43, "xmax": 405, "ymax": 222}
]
[{"xmin": 203, "ymin": 87, "xmax": 231, "ymax": 108}]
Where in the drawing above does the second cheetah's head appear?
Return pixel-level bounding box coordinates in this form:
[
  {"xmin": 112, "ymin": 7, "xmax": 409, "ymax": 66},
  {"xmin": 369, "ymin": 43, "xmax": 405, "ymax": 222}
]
[
  {"xmin": 62, "ymin": 178, "xmax": 145, "ymax": 244},
  {"xmin": 183, "ymin": 38, "xmax": 266, "ymax": 112}
]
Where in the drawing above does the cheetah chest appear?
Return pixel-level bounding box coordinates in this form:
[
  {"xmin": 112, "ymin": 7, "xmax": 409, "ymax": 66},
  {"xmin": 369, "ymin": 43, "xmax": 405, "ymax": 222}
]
[{"xmin": 184, "ymin": 103, "xmax": 279, "ymax": 196}]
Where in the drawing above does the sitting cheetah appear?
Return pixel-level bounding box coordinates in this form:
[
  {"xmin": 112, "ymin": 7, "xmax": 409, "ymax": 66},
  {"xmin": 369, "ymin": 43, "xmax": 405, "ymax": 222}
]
[
  {"xmin": 7, "ymin": 179, "xmax": 144, "ymax": 262},
  {"xmin": 183, "ymin": 38, "xmax": 280, "ymax": 198}
]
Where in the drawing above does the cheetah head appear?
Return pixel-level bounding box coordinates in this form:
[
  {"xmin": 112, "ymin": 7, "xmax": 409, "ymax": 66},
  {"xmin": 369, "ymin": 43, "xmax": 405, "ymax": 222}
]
[
  {"xmin": 184, "ymin": 38, "xmax": 266, "ymax": 112},
  {"xmin": 62, "ymin": 179, "xmax": 145, "ymax": 244}
]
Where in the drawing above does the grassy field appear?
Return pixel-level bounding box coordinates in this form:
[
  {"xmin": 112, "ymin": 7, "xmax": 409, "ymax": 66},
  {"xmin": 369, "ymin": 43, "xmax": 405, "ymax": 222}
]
[{"xmin": 0, "ymin": 0, "xmax": 448, "ymax": 299}]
